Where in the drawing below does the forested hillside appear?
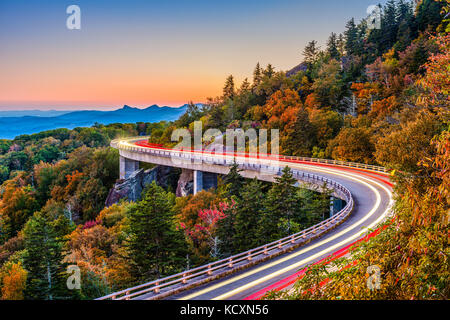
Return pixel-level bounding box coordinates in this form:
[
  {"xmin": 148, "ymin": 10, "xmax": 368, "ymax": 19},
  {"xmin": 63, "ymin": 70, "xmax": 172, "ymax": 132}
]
[{"xmin": 0, "ymin": 0, "xmax": 448, "ymax": 300}]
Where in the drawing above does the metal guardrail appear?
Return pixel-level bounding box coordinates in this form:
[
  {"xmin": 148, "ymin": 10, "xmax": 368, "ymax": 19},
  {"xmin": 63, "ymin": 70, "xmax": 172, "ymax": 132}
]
[
  {"xmin": 97, "ymin": 138, "xmax": 358, "ymax": 300},
  {"xmin": 111, "ymin": 137, "xmax": 388, "ymax": 174}
]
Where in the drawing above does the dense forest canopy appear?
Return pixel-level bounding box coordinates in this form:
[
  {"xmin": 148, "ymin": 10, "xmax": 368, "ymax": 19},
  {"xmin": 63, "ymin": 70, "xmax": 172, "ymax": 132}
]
[{"xmin": 0, "ymin": 0, "xmax": 448, "ymax": 300}]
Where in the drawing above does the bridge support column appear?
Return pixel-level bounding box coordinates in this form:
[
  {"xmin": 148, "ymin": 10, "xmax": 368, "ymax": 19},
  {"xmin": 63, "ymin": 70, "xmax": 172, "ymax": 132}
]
[
  {"xmin": 120, "ymin": 156, "xmax": 139, "ymax": 180},
  {"xmin": 193, "ymin": 170, "xmax": 203, "ymax": 195}
]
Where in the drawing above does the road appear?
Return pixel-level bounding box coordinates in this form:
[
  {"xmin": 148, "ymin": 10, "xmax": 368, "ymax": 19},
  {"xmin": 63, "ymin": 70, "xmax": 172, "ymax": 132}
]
[
  {"xmin": 108, "ymin": 139, "xmax": 393, "ymax": 300},
  {"xmin": 169, "ymin": 164, "xmax": 393, "ymax": 300}
]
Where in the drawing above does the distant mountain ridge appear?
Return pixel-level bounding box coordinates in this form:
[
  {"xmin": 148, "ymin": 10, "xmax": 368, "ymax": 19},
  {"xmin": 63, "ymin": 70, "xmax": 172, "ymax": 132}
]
[
  {"xmin": 0, "ymin": 104, "xmax": 189, "ymax": 139},
  {"xmin": 0, "ymin": 110, "xmax": 74, "ymax": 118}
]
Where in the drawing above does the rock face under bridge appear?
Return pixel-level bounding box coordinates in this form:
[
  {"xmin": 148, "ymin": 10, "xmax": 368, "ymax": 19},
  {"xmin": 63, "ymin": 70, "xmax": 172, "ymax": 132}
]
[
  {"xmin": 176, "ymin": 168, "xmax": 194, "ymax": 197},
  {"xmin": 175, "ymin": 169, "xmax": 218, "ymax": 197},
  {"xmin": 106, "ymin": 164, "xmax": 219, "ymax": 207},
  {"xmin": 105, "ymin": 165, "xmax": 174, "ymax": 207}
]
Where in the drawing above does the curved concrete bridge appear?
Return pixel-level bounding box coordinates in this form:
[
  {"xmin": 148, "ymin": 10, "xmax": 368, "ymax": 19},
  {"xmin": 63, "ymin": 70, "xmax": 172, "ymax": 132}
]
[{"xmin": 98, "ymin": 137, "xmax": 393, "ymax": 300}]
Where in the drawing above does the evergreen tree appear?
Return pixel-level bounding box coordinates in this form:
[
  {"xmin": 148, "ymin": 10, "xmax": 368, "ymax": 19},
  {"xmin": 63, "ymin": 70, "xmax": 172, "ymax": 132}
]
[
  {"xmin": 337, "ymin": 33, "xmax": 346, "ymax": 57},
  {"xmin": 252, "ymin": 62, "xmax": 263, "ymax": 89},
  {"xmin": 381, "ymin": 0, "xmax": 399, "ymax": 52},
  {"xmin": 234, "ymin": 178, "xmax": 265, "ymax": 251},
  {"xmin": 259, "ymin": 166, "xmax": 299, "ymax": 241},
  {"xmin": 207, "ymin": 104, "xmax": 225, "ymax": 130},
  {"xmin": 239, "ymin": 78, "xmax": 251, "ymax": 94},
  {"xmin": 215, "ymin": 199, "xmax": 237, "ymax": 257},
  {"xmin": 223, "ymin": 75, "xmax": 235, "ymax": 100},
  {"xmin": 415, "ymin": 0, "xmax": 444, "ymax": 33},
  {"xmin": 297, "ymin": 184, "xmax": 332, "ymax": 227},
  {"xmin": 126, "ymin": 182, "xmax": 187, "ymax": 282},
  {"xmin": 176, "ymin": 101, "xmax": 203, "ymax": 128},
  {"xmin": 22, "ymin": 212, "xmax": 70, "ymax": 300},
  {"xmin": 263, "ymin": 64, "xmax": 275, "ymax": 78},
  {"xmin": 344, "ymin": 18, "xmax": 361, "ymax": 56},
  {"xmin": 223, "ymin": 162, "xmax": 244, "ymax": 198},
  {"xmin": 303, "ymin": 40, "xmax": 320, "ymax": 65},
  {"xmin": 327, "ymin": 32, "xmax": 340, "ymax": 59}
]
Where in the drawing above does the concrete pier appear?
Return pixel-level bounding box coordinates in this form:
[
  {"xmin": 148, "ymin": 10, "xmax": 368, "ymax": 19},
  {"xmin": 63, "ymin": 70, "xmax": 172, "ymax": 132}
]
[{"xmin": 120, "ymin": 156, "xmax": 139, "ymax": 179}]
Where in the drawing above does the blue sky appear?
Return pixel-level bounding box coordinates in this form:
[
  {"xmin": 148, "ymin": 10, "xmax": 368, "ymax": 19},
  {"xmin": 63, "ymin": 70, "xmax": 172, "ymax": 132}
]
[{"xmin": 0, "ymin": 0, "xmax": 391, "ymax": 110}]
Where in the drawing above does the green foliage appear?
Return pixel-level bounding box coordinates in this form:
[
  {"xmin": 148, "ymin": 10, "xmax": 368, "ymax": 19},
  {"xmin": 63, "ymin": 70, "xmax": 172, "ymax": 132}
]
[
  {"xmin": 223, "ymin": 162, "xmax": 245, "ymax": 198},
  {"xmin": 22, "ymin": 212, "xmax": 74, "ymax": 300},
  {"xmin": 125, "ymin": 182, "xmax": 187, "ymax": 282},
  {"xmin": 258, "ymin": 167, "xmax": 299, "ymax": 241},
  {"xmin": 234, "ymin": 178, "xmax": 265, "ymax": 251}
]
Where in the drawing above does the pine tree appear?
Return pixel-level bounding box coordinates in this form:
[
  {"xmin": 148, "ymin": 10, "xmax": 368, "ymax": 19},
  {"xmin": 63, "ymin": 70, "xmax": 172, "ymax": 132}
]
[
  {"xmin": 239, "ymin": 78, "xmax": 251, "ymax": 94},
  {"xmin": 252, "ymin": 62, "xmax": 263, "ymax": 88},
  {"xmin": 327, "ymin": 32, "xmax": 340, "ymax": 59},
  {"xmin": 223, "ymin": 75, "xmax": 235, "ymax": 100},
  {"xmin": 415, "ymin": 0, "xmax": 444, "ymax": 33},
  {"xmin": 344, "ymin": 18, "xmax": 361, "ymax": 56},
  {"xmin": 215, "ymin": 199, "xmax": 237, "ymax": 257},
  {"xmin": 259, "ymin": 166, "xmax": 299, "ymax": 241},
  {"xmin": 234, "ymin": 178, "xmax": 265, "ymax": 251},
  {"xmin": 207, "ymin": 104, "xmax": 225, "ymax": 130},
  {"xmin": 297, "ymin": 184, "xmax": 332, "ymax": 227},
  {"xmin": 126, "ymin": 182, "xmax": 187, "ymax": 282},
  {"xmin": 381, "ymin": 0, "xmax": 399, "ymax": 52},
  {"xmin": 303, "ymin": 40, "xmax": 320, "ymax": 64},
  {"xmin": 263, "ymin": 64, "xmax": 275, "ymax": 78},
  {"xmin": 22, "ymin": 212, "xmax": 69, "ymax": 300},
  {"xmin": 223, "ymin": 162, "xmax": 244, "ymax": 198},
  {"xmin": 337, "ymin": 33, "xmax": 346, "ymax": 57}
]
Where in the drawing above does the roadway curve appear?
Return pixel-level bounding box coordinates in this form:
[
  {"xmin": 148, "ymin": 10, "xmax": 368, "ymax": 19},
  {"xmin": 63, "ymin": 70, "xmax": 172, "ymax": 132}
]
[{"xmin": 112, "ymin": 139, "xmax": 393, "ymax": 300}]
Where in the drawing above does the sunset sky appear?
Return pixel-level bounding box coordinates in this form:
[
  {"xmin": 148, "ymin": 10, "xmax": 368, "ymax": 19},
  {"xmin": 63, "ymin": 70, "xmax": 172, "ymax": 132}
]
[{"xmin": 0, "ymin": 0, "xmax": 389, "ymax": 110}]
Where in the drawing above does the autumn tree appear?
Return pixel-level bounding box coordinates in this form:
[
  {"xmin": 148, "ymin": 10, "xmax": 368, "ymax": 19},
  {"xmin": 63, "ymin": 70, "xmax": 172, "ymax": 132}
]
[
  {"xmin": 311, "ymin": 59, "xmax": 344, "ymax": 108},
  {"xmin": 327, "ymin": 126, "xmax": 375, "ymax": 164},
  {"xmin": 375, "ymin": 111, "xmax": 443, "ymax": 172},
  {"xmin": 281, "ymin": 107, "xmax": 316, "ymax": 156},
  {"xmin": 0, "ymin": 261, "xmax": 27, "ymax": 300},
  {"xmin": 0, "ymin": 181, "xmax": 39, "ymax": 242}
]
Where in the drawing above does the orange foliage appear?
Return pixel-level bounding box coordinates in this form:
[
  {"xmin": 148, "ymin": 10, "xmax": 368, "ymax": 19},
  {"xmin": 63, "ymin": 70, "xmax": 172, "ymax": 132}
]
[
  {"xmin": 65, "ymin": 203, "xmax": 132, "ymax": 289},
  {"xmin": 263, "ymin": 89, "xmax": 303, "ymax": 131},
  {"xmin": 1, "ymin": 262, "xmax": 27, "ymax": 300},
  {"xmin": 351, "ymin": 82, "xmax": 380, "ymax": 115},
  {"xmin": 64, "ymin": 170, "xmax": 84, "ymax": 199},
  {"xmin": 370, "ymin": 96, "xmax": 399, "ymax": 120},
  {"xmin": 175, "ymin": 190, "xmax": 220, "ymax": 231},
  {"xmin": 304, "ymin": 93, "xmax": 321, "ymax": 112}
]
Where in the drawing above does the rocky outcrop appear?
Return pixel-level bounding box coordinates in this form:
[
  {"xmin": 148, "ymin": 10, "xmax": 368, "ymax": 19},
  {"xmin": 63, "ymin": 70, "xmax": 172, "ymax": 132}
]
[
  {"xmin": 176, "ymin": 168, "xmax": 194, "ymax": 197},
  {"xmin": 105, "ymin": 165, "xmax": 173, "ymax": 207}
]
